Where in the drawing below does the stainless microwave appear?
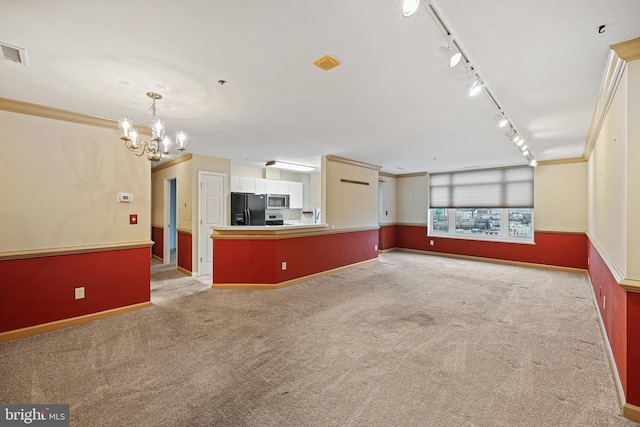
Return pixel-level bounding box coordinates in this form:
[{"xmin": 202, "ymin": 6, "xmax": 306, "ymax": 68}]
[{"xmin": 267, "ymin": 194, "xmax": 289, "ymax": 209}]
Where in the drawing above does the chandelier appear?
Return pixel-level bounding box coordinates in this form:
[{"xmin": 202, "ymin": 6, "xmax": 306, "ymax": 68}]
[{"xmin": 118, "ymin": 92, "xmax": 188, "ymax": 162}]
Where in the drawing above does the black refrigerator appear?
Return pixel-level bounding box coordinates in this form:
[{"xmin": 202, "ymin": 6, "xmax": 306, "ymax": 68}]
[{"xmin": 231, "ymin": 193, "xmax": 266, "ymax": 226}]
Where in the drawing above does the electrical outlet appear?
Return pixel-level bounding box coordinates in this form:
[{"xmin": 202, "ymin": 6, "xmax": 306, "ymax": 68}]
[
  {"xmin": 282, "ymin": 262, "xmax": 287, "ymax": 271},
  {"xmin": 375, "ymin": 244, "xmax": 378, "ymax": 251},
  {"xmin": 588, "ymin": 257, "xmax": 590, "ymax": 265},
  {"xmin": 129, "ymin": 214, "xmax": 138, "ymax": 225},
  {"xmin": 75, "ymin": 287, "xmax": 85, "ymax": 300},
  {"xmin": 603, "ymin": 296, "xmax": 606, "ymax": 310},
  {"xmin": 430, "ymin": 240, "xmax": 434, "ymax": 246}
]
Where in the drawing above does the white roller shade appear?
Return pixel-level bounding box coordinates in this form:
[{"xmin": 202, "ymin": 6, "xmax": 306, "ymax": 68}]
[{"xmin": 430, "ymin": 166, "xmax": 534, "ymax": 208}]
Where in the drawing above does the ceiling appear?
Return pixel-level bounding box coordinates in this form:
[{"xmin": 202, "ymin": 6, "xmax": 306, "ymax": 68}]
[{"xmin": 1, "ymin": 0, "xmax": 639, "ymax": 174}]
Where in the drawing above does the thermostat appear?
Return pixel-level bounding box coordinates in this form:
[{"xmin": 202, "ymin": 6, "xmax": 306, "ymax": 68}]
[{"xmin": 117, "ymin": 192, "xmax": 134, "ymax": 203}]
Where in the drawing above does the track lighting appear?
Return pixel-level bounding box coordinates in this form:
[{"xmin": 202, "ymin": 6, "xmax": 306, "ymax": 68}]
[
  {"xmin": 468, "ymin": 78, "xmax": 483, "ymax": 96},
  {"xmin": 402, "ymin": 0, "xmax": 537, "ymax": 167},
  {"xmin": 402, "ymin": 0, "xmax": 420, "ymax": 17},
  {"xmin": 492, "ymin": 113, "xmax": 508, "ymax": 128},
  {"xmin": 438, "ymin": 35, "xmax": 462, "ymax": 68}
]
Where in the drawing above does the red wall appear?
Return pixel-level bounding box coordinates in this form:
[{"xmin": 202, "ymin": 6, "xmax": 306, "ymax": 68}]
[
  {"xmin": 588, "ymin": 242, "xmax": 628, "ymax": 396},
  {"xmin": 177, "ymin": 231, "xmax": 192, "ymax": 273},
  {"xmin": 379, "ymin": 224, "xmax": 397, "ymax": 250},
  {"xmin": 151, "ymin": 226, "xmax": 163, "ymax": 260},
  {"xmin": 0, "ymin": 247, "xmax": 150, "ymax": 333},
  {"xmin": 213, "ymin": 229, "xmax": 379, "ymax": 284},
  {"xmin": 626, "ymin": 292, "xmax": 640, "ymax": 405},
  {"xmin": 588, "ymin": 242, "xmax": 628, "ymax": 395},
  {"xmin": 396, "ymin": 225, "xmax": 588, "ymax": 269}
]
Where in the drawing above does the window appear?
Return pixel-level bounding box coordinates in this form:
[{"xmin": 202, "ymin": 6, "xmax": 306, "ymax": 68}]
[
  {"xmin": 429, "ymin": 166, "xmax": 534, "ymax": 243},
  {"xmin": 429, "ymin": 208, "xmax": 534, "ymax": 242}
]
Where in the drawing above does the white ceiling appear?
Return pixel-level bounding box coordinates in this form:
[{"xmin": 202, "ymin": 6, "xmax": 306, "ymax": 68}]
[{"xmin": 1, "ymin": 0, "xmax": 639, "ymax": 174}]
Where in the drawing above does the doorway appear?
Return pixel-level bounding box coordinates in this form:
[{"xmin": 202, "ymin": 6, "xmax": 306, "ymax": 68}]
[{"xmin": 164, "ymin": 177, "xmax": 177, "ymax": 265}]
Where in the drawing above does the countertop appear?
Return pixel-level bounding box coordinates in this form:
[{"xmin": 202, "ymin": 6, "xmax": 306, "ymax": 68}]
[{"xmin": 212, "ymin": 223, "xmax": 327, "ymax": 231}]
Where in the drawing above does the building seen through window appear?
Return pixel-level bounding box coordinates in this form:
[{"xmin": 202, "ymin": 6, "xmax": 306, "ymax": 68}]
[{"xmin": 430, "ymin": 208, "xmax": 533, "ymax": 242}]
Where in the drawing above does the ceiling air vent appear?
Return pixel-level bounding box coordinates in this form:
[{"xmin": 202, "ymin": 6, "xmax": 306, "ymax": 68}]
[
  {"xmin": 0, "ymin": 42, "xmax": 28, "ymax": 65},
  {"xmin": 313, "ymin": 54, "xmax": 341, "ymax": 71}
]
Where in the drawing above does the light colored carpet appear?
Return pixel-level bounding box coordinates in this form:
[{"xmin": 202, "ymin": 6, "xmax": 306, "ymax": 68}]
[
  {"xmin": 150, "ymin": 260, "xmax": 211, "ymax": 305},
  {"xmin": 0, "ymin": 252, "xmax": 634, "ymax": 426}
]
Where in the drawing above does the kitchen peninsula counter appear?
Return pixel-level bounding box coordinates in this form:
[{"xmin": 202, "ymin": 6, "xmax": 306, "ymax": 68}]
[{"xmin": 209, "ymin": 224, "xmax": 379, "ymax": 288}]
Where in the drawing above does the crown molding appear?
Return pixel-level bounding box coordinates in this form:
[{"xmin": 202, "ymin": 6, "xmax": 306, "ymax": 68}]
[
  {"xmin": 611, "ymin": 37, "xmax": 640, "ymax": 62},
  {"xmin": 0, "ymin": 97, "xmax": 150, "ymax": 135},
  {"xmin": 325, "ymin": 155, "xmax": 382, "ymax": 171},
  {"xmin": 537, "ymin": 157, "xmax": 587, "ymax": 167}
]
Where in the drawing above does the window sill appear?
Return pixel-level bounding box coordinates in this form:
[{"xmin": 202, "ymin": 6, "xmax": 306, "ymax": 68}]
[{"xmin": 427, "ymin": 232, "xmax": 536, "ymax": 245}]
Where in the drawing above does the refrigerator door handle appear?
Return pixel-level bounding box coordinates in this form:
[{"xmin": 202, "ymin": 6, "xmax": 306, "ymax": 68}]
[{"xmin": 246, "ymin": 208, "xmax": 251, "ymax": 225}]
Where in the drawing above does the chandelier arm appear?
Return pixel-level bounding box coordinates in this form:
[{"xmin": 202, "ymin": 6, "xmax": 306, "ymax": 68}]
[{"xmin": 124, "ymin": 140, "xmax": 151, "ymax": 157}]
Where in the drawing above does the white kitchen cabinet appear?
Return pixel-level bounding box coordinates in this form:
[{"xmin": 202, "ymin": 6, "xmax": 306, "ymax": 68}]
[
  {"xmin": 276, "ymin": 180, "xmax": 289, "ymax": 195},
  {"xmin": 240, "ymin": 176, "xmax": 256, "ymax": 193},
  {"xmin": 289, "ymin": 181, "xmax": 303, "ymax": 209},
  {"xmin": 255, "ymin": 178, "xmax": 266, "ymax": 195},
  {"xmin": 265, "ymin": 179, "xmax": 278, "ymax": 194},
  {"xmin": 231, "ymin": 176, "xmax": 257, "ymax": 193},
  {"xmin": 230, "ymin": 176, "xmax": 240, "ymax": 192}
]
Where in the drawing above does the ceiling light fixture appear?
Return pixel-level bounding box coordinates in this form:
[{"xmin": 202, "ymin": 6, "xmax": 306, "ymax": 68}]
[
  {"xmin": 402, "ymin": 0, "xmax": 421, "ymax": 17},
  {"xmin": 118, "ymin": 92, "xmax": 188, "ymax": 162},
  {"xmin": 468, "ymin": 78, "xmax": 483, "ymax": 96},
  {"xmin": 438, "ymin": 35, "xmax": 462, "ymax": 68},
  {"xmin": 492, "ymin": 112, "xmax": 509, "ymax": 128},
  {"xmin": 266, "ymin": 161, "xmax": 315, "ymax": 172}
]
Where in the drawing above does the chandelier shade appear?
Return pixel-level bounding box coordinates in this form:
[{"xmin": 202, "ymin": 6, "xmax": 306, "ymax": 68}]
[{"xmin": 118, "ymin": 92, "xmax": 188, "ymax": 162}]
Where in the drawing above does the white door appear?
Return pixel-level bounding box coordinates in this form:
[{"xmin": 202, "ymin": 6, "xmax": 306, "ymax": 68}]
[{"xmin": 199, "ymin": 172, "xmax": 225, "ymax": 276}]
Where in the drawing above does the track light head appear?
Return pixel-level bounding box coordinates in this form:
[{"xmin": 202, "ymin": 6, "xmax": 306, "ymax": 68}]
[
  {"xmin": 493, "ymin": 113, "xmax": 508, "ymax": 128},
  {"xmin": 402, "ymin": 0, "xmax": 420, "ymax": 17},
  {"xmin": 438, "ymin": 35, "xmax": 462, "ymax": 68},
  {"xmin": 529, "ymin": 159, "xmax": 538, "ymax": 167},
  {"xmin": 468, "ymin": 78, "xmax": 483, "ymax": 96},
  {"xmin": 449, "ymin": 52, "xmax": 462, "ymax": 68}
]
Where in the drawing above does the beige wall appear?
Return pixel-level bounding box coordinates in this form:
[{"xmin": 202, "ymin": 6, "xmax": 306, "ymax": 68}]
[
  {"xmin": 626, "ymin": 60, "xmax": 640, "ymax": 279},
  {"xmin": 323, "ymin": 157, "xmax": 379, "ymax": 230},
  {"xmin": 379, "ymin": 176, "xmax": 396, "ymax": 225},
  {"xmin": 396, "ymin": 174, "xmax": 429, "ymax": 225},
  {"xmin": 151, "ymin": 158, "xmax": 192, "ymax": 231},
  {"xmin": 0, "ymin": 110, "xmax": 151, "ymax": 253},
  {"xmin": 588, "ymin": 64, "xmax": 629, "ymax": 277},
  {"xmin": 231, "ymin": 165, "xmax": 263, "ymax": 178},
  {"xmin": 534, "ymin": 162, "xmax": 588, "ymax": 232}
]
